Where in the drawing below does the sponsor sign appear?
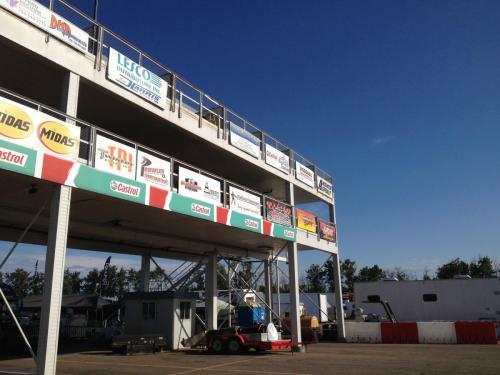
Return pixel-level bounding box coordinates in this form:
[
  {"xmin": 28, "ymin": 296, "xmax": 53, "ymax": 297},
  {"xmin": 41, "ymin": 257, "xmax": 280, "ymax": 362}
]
[
  {"xmin": 229, "ymin": 186, "xmax": 261, "ymax": 217},
  {"xmin": 107, "ymin": 48, "xmax": 167, "ymax": 109},
  {"xmin": 265, "ymin": 144, "xmax": 289, "ymax": 174},
  {"xmin": 229, "ymin": 123, "xmax": 261, "ymax": 159},
  {"xmin": 47, "ymin": 12, "xmax": 89, "ymax": 54},
  {"xmin": 1, "ymin": 0, "xmax": 89, "ymax": 54},
  {"xmin": 230, "ymin": 211, "xmax": 262, "ymax": 233},
  {"xmin": 178, "ymin": 166, "xmax": 221, "ymax": 206},
  {"xmin": 0, "ymin": 96, "xmax": 80, "ymax": 160},
  {"xmin": 296, "ymin": 208, "xmax": 317, "ymax": 233},
  {"xmin": 168, "ymin": 193, "xmax": 215, "ymax": 221},
  {"xmin": 94, "ymin": 134, "xmax": 136, "ymax": 179},
  {"xmin": 319, "ymin": 221, "xmax": 336, "ymax": 242},
  {"xmin": 136, "ymin": 150, "xmax": 171, "ymax": 189},
  {"xmin": 0, "ymin": 139, "xmax": 36, "ymax": 176},
  {"xmin": 265, "ymin": 199, "xmax": 292, "ymax": 227},
  {"xmin": 295, "ymin": 161, "xmax": 315, "ymax": 188},
  {"xmin": 317, "ymin": 175, "xmax": 333, "ymax": 198}
]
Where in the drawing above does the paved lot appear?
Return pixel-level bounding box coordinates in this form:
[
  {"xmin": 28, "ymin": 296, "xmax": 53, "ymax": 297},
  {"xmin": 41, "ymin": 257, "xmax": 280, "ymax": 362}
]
[{"xmin": 1, "ymin": 343, "xmax": 499, "ymax": 375}]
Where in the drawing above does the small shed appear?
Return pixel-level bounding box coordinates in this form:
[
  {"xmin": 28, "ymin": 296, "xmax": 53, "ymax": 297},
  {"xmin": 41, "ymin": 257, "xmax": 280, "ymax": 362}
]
[{"xmin": 122, "ymin": 291, "xmax": 198, "ymax": 350}]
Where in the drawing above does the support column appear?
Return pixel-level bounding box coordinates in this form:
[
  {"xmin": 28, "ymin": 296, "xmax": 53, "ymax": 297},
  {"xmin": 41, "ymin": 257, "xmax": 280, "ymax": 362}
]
[
  {"xmin": 332, "ymin": 253, "xmax": 345, "ymax": 340},
  {"xmin": 36, "ymin": 185, "xmax": 72, "ymax": 375},
  {"xmin": 287, "ymin": 242, "xmax": 303, "ymax": 351},
  {"xmin": 140, "ymin": 254, "xmax": 151, "ymax": 292},
  {"xmin": 205, "ymin": 252, "xmax": 218, "ymax": 330},
  {"xmin": 264, "ymin": 257, "xmax": 273, "ymax": 323}
]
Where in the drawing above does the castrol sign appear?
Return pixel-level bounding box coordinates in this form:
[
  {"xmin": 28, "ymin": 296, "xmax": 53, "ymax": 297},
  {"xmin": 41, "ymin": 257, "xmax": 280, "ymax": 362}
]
[{"xmin": 0, "ymin": 96, "xmax": 81, "ymax": 160}]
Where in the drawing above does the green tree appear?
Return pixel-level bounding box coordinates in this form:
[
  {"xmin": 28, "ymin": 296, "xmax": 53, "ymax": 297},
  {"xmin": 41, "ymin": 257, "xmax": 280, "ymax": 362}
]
[
  {"xmin": 82, "ymin": 268, "xmax": 100, "ymax": 294},
  {"xmin": 469, "ymin": 256, "xmax": 495, "ymax": 278},
  {"xmin": 217, "ymin": 263, "xmax": 229, "ymax": 290},
  {"xmin": 63, "ymin": 270, "xmax": 81, "ymax": 295},
  {"xmin": 356, "ymin": 265, "xmax": 384, "ymax": 282},
  {"xmin": 384, "ymin": 267, "xmax": 411, "ymax": 281},
  {"xmin": 125, "ymin": 268, "xmax": 140, "ymax": 292},
  {"xmin": 437, "ymin": 258, "xmax": 469, "ymax": 279},
  {"xmin": 305, "ymin": 264, "xmax": 326, "ymax": 292},
  {"xmin": 5, "ymin": 268, "xmax": 31, "ymax": 298},
  {"xmin": 29, "ymin": 271, "xmax": 44, "ymax": 295}
]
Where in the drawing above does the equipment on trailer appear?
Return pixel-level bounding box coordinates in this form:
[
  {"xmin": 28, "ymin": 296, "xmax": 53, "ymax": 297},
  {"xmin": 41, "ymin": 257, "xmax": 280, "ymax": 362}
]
[
  {"xmin": 282, "ymin": 313, "xmax": 322, "ymax": 341},
  {"xmin": 237, "ymin": 301, "xmax": 265, "ymax": 327},
  {"xmin": 205, "ymin": 323, "xmax": 292, "ymax": 353}
]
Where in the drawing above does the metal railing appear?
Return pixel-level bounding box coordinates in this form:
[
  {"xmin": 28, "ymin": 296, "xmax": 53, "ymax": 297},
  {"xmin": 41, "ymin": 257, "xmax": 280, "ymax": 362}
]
[{"xmin": 30, "ymin": 0, "xmax": 334, "ymax": 188}]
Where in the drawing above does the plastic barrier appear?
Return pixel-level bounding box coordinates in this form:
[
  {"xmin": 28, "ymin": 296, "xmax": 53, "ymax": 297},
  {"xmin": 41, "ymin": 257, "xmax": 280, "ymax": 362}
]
[
  {"xmin": 381, "ymin": 322, "xmax": 419, "ymax": 344},
  {"xmin": 417, "ymin": 322, "xmax": 457, "ymax": 344},
  {"xmin": 454, "ymin": 321, "xmax": 497, "ymax": 345},
  {"xmin": 345, "ymin": 322, "xmax": 382, "ymax": 343}
]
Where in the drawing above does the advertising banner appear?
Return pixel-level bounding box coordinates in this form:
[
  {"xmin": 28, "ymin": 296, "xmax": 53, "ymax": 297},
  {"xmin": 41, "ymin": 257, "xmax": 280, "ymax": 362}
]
[
  {"xmin": 178, "ymin": 166, "xmax": 221, "ymax": 206},
  {"xmin": 47, "ymin": 12, "xmax": 89, "ymax": 54},
  {"xmin": 229, "ymin": 186, "xmax": 261, "ymax": 217},
  {"xmin": 317, "ymin": 175, "xmax": 333, "ymax": 198},
  {"xmin": 1, "ymin": 0, "xmax": 89, "ymax": 54},
  {"xmin": 107, "ymin": 48, "xmax": 167, "ymax": 109},
  {"xmin": 296, "ymin": 208, "xmax": 317, "ymax": 233},
  {"xmin": 265, "ymin": 144, "xmax": 289, "ymax": 174},
  {"xmin": 265, "ymin": 199, "xmax": 292, "ymax": 227},
  {"xmin": 229, "ymin": 123, "xmax": 261, "ymax": 159},
  {"xmin": 94, "ymin": 134, "xmax": 136, "ymax": 179},
  {"xmin": 136, "ymin": 150, "xmax": 171, "ymax": 189},
  {"xmin": 295, "ymin": 161, "xmax": 315, "ymax": 188},
  {"xmin": 0, "ymin": 95, "xmax": 81, "ymax": 160},
  {"xmin": 319, "ymin": 221, "xmax": 336, "ymax": 242}
]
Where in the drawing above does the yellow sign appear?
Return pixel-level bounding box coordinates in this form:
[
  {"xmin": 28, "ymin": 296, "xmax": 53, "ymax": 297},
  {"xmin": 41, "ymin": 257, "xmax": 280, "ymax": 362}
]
[
  {"xmin": 0, "ymin": 102, "xmax": 33, "ymax": 139},
  {"xmin": 38, "ymin": 121, "xmax": 79, "ymax": 155},
  {"xmin": 296, "ymin": 208, "xmax": 318, "ymax": 233}
]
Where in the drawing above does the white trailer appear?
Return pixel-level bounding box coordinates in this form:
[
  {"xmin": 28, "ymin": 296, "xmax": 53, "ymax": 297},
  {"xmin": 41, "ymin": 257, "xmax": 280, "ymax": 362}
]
[{"xmin": 354, "ymin": 278, "xmax": 500, "ymax": 323}]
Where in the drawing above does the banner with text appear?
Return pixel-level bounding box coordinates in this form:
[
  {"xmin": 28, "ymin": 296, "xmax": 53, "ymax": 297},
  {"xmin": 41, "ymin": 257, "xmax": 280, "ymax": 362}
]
[
  {"xmin": 107, "ymin": 48, "xmax": 167, "ymax": 109},
  {"xmin": 178, "ymin": 166, "xmax": 222, "ymax": 206},
  {"xmin": 0, "ymin": 95, "xmax": 80, "ymax": 161},
  {"xmin": 1, "ymin": 0, "xmax": 89, "ymax": 54},
  {"xmin": 94, "ymin": 134, "xmax": 136, "ymax": 179},
  {"xmin": 319, "ymin": 221, "xmax": 336, "ymax": 242},
  {"xmin": 295, "ymin": 161, "xmax": 315, "ymax": 188},
  {"xmin": 136, "ymin": 150, "xmax": 171, "ymax": 189},
  {"xmin": 265, "ymin": 144, "xmax": 290, "ymax": 174},
  {"xmin": 229, "ymin": 186, "xmax": 261, "ymax": 217},
  {"xmin": 265, "ymin": 199, "xmax": 292, "ymax": 227},
  {"xmin": 317, "ymin": 175, "xmax": 333, "ymax": 198},
  {"xmin": 229, "ymin": 123, "xmax": 261, "ymax": 159},
  {"xmin": 296, "ymin": 208, "xmax": 317, "ymax": 233}
]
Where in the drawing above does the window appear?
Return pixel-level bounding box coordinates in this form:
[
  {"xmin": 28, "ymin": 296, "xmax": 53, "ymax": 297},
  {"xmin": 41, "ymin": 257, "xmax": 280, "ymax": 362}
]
[
  {"xmin": 423, "ymin": 294, "xmax": 437, "ymax": 302},
  {"xmin": 180, "ymin": 302, "xmax": 191, "ymax": 319},
  {"xmin": 367, "ymin": 295, "xmax": 381, "ymax": 303},
  {"xmin": 142, "ymin": 302, "xmax": 156, "ymax": 320}
]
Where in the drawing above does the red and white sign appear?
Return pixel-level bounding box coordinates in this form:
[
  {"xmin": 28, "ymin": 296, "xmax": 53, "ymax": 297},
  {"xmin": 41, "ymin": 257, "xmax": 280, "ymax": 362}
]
[
  {"xmin": 178, "ymin": 166, "xmax": 221, "ymax": 206},
  {"xmin": 136, "ymin": 150, "xmax": 171, "ymax": 189},
  {"xmin": 265, "ymin": 144, "xmax": 290, "ymax": 174}
]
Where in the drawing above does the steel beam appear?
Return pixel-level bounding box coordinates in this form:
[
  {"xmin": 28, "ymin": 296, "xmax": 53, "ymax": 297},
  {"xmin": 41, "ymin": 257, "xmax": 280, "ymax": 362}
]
[
  {"xmin": 140, "ymin": 253, "xmax": 151, "ymax": 292},
  {"xmin": 205, "ymin": 251, "xmax": 218, "ymax": 330}
]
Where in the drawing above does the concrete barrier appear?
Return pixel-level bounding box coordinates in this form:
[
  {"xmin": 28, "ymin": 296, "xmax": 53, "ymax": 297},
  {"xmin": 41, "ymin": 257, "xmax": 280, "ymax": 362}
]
[
  {"xmin": 455, "ymin": 321, "xmax": 497, "ymax": 345},
  {"xmin": 381, "ymin": 322, "xmax": 419, "ymax": 344},
  {"xmin": 345, "ymin": 322, "xmax": 381, "ymax": 343},
  {"xmin": 417, "ymin": 322, "xmax": 457, "ymax": 344}
]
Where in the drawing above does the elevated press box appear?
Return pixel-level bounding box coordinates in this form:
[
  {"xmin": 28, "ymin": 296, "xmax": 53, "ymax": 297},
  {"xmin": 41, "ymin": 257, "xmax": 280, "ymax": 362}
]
[{"xmin": 122, "ymin": 291, "xmax": 198, "ymax": 350}]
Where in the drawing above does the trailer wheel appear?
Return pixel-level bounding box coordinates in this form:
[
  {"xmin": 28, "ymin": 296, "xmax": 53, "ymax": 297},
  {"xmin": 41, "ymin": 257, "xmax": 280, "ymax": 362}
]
[
  {"xmin": 211, "ymin": 338, "xmax": 224, "ymax": 353},
  {"xmin": 227, "ymin": 338, "xmax": 241, "ymax": 354}
]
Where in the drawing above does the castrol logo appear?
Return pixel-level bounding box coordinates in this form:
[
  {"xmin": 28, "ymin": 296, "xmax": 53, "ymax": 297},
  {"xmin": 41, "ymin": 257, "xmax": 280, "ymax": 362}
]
[
  {"xmin": 0, "ymin": 102, "xmax": 33, "ymax": 139},
  {"xmin": 38, "ymin": 121, "xmax": 79, "ymax": 155}
]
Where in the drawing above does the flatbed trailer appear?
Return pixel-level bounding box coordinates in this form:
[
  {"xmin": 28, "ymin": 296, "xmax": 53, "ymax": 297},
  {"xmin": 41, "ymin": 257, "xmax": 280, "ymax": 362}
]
[{"xmin": 205, "ymin": 329, "xmax": 294, "ymax": 353}]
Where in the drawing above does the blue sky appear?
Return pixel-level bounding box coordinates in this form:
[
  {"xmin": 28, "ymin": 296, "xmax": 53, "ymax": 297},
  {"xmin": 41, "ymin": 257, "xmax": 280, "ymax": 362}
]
[{"xmin": 2, "ymin": 0, "xmax": 499, "ymax": 278}]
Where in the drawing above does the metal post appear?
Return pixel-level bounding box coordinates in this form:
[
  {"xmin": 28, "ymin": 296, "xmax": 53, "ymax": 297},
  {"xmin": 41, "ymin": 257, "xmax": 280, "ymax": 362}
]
[
  {"xmin": 140, "ymin": 253, "xmax": 151, "ymax": 292},
  {"xmin": 227, "ymin": 259, "xmax": 231, "ymax": 327},
  {"xmin": 92, "ymin": 0, "xmax": 100, "ymax": 55},
  {"xmin": 36, "ymin": 185, "xmax": 72, "ymax": 375},
  {"xmin": 45, "ymin": 0, "xmax": 54, "ymax": 43},
  {"xmin": 330, "ymin": 195, "xmax": 345, "ymax": 340},
  {"xmin": 199, "ymin": 93, "xmax": 203, "ymax": 128},
  {"xmin": 205, "ymin": 252, "xmax": 217, "ymax": 330},
  {"xmin": 264, "ymin": 257, "xmax": 273, "ymax": 323},
  {"xmin": 275, "ymin": 259, "xmax": 281, "ymax": 318},
  {"xmin": 170, "ymin": 75, "xmax": 177, "ymax": 112}
]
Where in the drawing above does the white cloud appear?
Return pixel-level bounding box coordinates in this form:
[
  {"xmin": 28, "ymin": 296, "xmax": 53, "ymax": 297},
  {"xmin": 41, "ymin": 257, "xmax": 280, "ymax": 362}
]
[{"xmin": 371, "ymin": 136, "xmax": 394, "ymax": 146}]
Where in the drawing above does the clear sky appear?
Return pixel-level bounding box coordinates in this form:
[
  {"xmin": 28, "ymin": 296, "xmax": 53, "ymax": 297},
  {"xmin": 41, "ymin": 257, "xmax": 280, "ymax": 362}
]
[{"xmin": 2, "ymin": 0, "xmax": 499, "ymax": 277}]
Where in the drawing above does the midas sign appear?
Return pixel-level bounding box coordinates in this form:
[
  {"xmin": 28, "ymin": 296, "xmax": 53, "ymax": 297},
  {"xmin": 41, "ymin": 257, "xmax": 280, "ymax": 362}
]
[{"xmin": 0, "ymin": 97, "xmax": 80, "ymax": 160}]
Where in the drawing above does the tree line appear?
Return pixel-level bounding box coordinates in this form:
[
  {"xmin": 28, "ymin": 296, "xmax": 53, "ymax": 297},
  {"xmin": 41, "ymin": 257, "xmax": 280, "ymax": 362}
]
[{"xmin": 0, "ymin": 255, "xmax": 497, "ymax": 299}]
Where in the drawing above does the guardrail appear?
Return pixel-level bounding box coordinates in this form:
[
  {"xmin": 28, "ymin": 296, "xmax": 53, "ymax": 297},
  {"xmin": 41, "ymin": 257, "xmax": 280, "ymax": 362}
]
[{"xmin": 30, "ymin": 0, "xmax": 334, "ymax": 189}]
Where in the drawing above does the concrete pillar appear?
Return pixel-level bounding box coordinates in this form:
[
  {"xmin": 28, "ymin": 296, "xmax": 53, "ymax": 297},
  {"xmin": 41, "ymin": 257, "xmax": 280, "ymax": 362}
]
[
  {"xmin": 332, "ymin": 253, "xmax": 345, "ymax": 340},
  {"xmin": 264, "ymin": 257, "xmax": 273, "ymax": 323},
  {"xmin": 205, "ymin": 252, "xmax": 218, "ymax": 330},
  {"xmin": 140, "ymin": 254, "xmax": 151, "ymax": 292},
  {"xmin": 36, "ymin": 185, "xmax": 72, "ymax": 375}
]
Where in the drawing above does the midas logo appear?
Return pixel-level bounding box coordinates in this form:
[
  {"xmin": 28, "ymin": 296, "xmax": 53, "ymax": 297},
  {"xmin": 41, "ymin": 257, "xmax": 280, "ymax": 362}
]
[
  {"xmin": 0, "ymin": 102, "xmax": 33, "ymax": 139},
  {"xmin": 50, "ymin": 15, "xmax": 71, "ymax": 36},
  {"xmin": 38, "ymin": 121, "xmax": 79, "ymax": 155}
]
